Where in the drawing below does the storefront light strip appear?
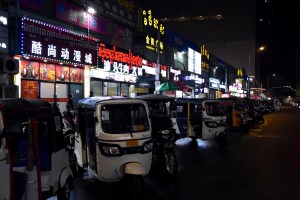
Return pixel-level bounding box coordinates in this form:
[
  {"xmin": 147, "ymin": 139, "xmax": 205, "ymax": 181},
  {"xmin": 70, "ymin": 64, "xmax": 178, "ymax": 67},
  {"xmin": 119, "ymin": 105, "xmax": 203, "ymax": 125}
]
[{"xmin": 21, "ymin": 16, "xmax": 98, "ymax": 41}]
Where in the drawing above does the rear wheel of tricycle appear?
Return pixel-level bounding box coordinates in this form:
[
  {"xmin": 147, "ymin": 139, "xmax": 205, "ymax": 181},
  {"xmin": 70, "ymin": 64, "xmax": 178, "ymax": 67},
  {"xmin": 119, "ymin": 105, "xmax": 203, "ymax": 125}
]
[{"xmin": 123, "ymin": 174, "xmax": 144, "ymax": 197}]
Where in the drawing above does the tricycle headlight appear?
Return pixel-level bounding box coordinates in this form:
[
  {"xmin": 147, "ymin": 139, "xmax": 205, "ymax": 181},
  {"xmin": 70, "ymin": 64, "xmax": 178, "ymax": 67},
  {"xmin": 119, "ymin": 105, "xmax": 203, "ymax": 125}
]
[
  {"xmin": 143, "ymin": 141, "xmax": 153, "ymax": 153},
  {"xmin": 205, "ymin": 121, "xmax": 218, "ymax": 127},
  {"xmin": 102, "ymin": 146, "xmax": 120, "ymax": 155},
  {"xmin": 98, "ymin": 143, "xmax": 122, "ymax": 156},
  {"xmin": 157, "ymin": 129, "xmax": 170, "ymax": 135}
]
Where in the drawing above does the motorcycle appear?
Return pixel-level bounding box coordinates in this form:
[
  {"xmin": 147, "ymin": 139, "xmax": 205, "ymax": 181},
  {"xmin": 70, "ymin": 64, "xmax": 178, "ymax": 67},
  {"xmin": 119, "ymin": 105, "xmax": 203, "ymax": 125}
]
[
  {"xmin": 73, "ymin": 96, "xmax": 153, "ymax": 196},
  {"xmin": 251, "ymin": 107, "xmax": 265, "ymax": 125},
  {"xmin": 135, "ymin": 94, "xmax": 178, "ymax": 176}
]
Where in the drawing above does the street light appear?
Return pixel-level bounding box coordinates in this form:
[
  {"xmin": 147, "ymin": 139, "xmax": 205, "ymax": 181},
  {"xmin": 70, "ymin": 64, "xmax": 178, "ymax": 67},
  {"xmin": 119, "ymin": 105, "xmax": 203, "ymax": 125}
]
[
  {"xmin": 267, "ymin": 73, "xmax": 276, "ymax": 91},
  {"xmin": 248, "ymin": 45, "xmax": 266, "ymax": 76},
  {"xmin": 86, "ymin": 6, "xmax": 96, "ymax": 36},
  {"xmin": 247, "ymin": 45, "xmax": 266, "ymax": 98}
]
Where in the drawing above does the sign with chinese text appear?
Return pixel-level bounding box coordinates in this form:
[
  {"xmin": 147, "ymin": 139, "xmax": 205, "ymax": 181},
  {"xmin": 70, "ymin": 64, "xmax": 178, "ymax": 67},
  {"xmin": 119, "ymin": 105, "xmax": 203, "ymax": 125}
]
[
  {"xmin": 21, "ymin": 17, "xmax": 98, "ymax": 66},
  {"xmin": 98, "ymin": 43, "xmax": 145, "ymax": 77},
  {"xmin": 200, "ymin": 45, "xmax": 210, "ymax": 72},
  {"xmin": 142, "ymin": 10, "xmax": 164, "ymax": 53},
  {"xmin": 21, "ymin": 80, "xmax": 39, "ymax": 99}
]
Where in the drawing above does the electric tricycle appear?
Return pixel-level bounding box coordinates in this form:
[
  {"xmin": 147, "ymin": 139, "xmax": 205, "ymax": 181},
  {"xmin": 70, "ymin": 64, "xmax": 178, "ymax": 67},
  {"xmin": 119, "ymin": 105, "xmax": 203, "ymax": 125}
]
[
  {"xmin": 173, "ymin": 98, "xmax": 227, "ymax": 148},
  {"xmin": 219, "ymin": 97, "xmax": 253, "ymax": 130},
  {"xmin": 0, "ymin": 98, "xmax": 73, "ymax": 200},
  {"xmin": 135, "ymin": 94, "xmax": 178, "ymax": 176},
  {"xmin": 73, "ymin": 96, "xmax": 153, "ymax": 196}
]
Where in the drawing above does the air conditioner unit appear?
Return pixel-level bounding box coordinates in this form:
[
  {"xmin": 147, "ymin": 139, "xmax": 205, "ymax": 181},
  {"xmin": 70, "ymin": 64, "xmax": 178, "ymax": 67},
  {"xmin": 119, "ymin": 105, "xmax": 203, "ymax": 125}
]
[{"xmin": 0, "ymin": 56, "xmax": 19, "ymax": 74}]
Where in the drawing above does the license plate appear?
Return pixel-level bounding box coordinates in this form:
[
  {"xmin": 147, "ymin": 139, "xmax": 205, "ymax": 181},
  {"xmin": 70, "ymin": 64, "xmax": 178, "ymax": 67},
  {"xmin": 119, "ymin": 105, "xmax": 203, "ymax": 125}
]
[{"xmin": 126, "ymin": 140, "xmax": 138, "ymax": 147}]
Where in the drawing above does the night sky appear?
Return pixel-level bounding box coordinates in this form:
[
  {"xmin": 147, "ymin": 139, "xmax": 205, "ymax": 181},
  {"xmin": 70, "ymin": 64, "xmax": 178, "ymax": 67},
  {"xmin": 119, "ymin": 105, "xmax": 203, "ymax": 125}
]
[{"xmin": 133, "ymin": 0, "xmax": 300, "ymax": 89}]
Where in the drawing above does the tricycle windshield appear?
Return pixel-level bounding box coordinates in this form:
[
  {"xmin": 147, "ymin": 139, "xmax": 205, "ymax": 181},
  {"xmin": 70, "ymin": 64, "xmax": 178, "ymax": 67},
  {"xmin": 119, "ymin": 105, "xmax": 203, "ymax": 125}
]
[
  {"xmin": 100, "ymin": 103, "xmax": 150, "ymax": 134},
  {"xmin": 204, "ymin": 102, "xmax": 224, "ymax": 116}
]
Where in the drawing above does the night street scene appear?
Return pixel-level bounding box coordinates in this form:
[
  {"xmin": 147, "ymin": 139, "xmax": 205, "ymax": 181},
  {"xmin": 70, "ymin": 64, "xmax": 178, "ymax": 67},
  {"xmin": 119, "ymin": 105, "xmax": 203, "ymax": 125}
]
[{"xmin": 1, "ymin": 0, "xmax": 300, "ymax": 200}]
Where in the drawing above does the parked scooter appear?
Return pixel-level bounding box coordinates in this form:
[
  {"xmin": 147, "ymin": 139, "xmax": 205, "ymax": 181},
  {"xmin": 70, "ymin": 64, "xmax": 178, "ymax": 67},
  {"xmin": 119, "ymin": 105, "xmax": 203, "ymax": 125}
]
[
  {"xmin": 135, "ymin": 94, "xmax": 178, "ymax": 176},
  {"xmin": 173, "ymin": 98, "xmax": 227, "ymax": 148},
  {"xmin": 62, "ymin": 108, "xmax": 76, "ymax": 151},
  {"xmin": 0, "ymin": 98, "xmax": 73, "ymax": 200},
  {"xmin": 251, "ymin": 107, "xmax": 265, "ymax": 125},
  {"xmin": 73, "ymin": 96, "xmax": 153, "ymax": 196}
]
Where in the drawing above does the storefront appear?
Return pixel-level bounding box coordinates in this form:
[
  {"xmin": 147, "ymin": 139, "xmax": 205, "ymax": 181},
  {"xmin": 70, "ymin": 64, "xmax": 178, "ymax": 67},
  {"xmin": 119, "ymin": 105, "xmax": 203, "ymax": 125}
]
[{"xmin": 16, "ymin": 16, "xmax": 98, "ymax": 112}]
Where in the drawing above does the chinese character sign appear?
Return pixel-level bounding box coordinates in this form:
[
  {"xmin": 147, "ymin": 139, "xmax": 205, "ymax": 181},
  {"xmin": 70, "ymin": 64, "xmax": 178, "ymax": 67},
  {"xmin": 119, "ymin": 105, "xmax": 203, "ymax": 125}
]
[
  {"xmin": 21, "ymin": 80, "xmax": 39, "ymax": 99},
  {"xmin": 21, "ymin": 17, "xmax": 98, "ymax": 66}
]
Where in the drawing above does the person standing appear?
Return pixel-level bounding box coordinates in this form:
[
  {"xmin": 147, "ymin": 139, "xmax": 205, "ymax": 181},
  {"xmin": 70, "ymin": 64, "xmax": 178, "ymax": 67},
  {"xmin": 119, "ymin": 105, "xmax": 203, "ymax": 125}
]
[
  {"xmin": 67, "ymin": 94, "xmax": 74, "ymax": 111},
  {"xmin": 89, "ymin": 91, "xmax": 94, "ymax": 97}
]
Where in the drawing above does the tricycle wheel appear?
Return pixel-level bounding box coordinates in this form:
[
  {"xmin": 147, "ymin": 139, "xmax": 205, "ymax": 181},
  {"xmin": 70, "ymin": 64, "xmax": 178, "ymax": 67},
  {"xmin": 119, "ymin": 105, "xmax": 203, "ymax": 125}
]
[
  {"xmin": 57, "ymin": 176, "xmax": 73, "ymax": 200},
  {"xmin": 123, "ymin": 174, "xmax": 144, "ymax": 197},
  {"xmin": 71, "ymin": 156, "xmax": 84, "ymax": 176}
]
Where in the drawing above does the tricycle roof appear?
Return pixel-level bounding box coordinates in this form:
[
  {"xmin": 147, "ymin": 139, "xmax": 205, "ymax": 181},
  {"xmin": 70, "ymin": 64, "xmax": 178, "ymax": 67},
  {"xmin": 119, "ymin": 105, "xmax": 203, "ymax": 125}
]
[
  {"xmin": 135, "ymin": 94, "xmax": 175, "ymax": 102},
  {"xmin": 0, "ymin": 98, "xmax": 53, "ymax": 118},
  {"xmin": 77, "ymin": 96, "xmax": 147, "ymax": 109},
  {"xmin": 175, "ymin": 97, "xmax": 213, "ymax": 104}
]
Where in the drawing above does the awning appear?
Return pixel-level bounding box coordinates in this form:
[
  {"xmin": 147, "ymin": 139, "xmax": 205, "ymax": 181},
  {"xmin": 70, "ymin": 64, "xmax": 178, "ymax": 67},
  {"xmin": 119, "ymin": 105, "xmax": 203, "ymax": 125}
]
[{"xmin": 174, "ymin": 81, "xmax": 191, "ymax": 92}]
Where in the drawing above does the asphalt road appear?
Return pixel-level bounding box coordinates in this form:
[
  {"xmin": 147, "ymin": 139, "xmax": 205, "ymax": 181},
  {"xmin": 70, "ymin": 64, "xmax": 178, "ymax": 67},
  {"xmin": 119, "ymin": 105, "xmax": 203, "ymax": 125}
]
[{"xmin": 69, "ymin": 105, "xmax": 300, "ymax": 200}]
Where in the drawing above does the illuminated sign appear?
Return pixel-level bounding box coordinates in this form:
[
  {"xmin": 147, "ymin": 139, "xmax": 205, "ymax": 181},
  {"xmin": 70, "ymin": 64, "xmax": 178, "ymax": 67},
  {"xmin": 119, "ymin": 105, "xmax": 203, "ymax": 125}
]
[
  {"xmin": 188, "ymin": 47, "xmax": 202, "ymax": 74},
  {"xmin": 237, "ymin": 68, "xmax": 243, "ymax": 77},
  {"xmin": 200, "ymin": 45, "xmax": 209, "ymax": 60},
  {"xmin": 200, "ymin": 45, "xmax": 210, "ymax": 72},
  {"xmin": 90, "ymin": 68, "xmax": 137, "ymax": 83},
  {"xmin": 21, "ymin": 17, "xmax": 98, "ymax": 66},
  {"xmin": 97, "ymin": 43, "xmax": 169, "ymax": 81},
  {"xmin": 143, "ymin": 10, "xmax": 164, "ymax": 53},
  {"xmin": 0, "ymin": 15, "xmax": 8, "ymax": 26},
  {"xmin": 141, "ymin": 59, "xmax": 167, "ymax": 77},
  {"xmin": 98, "ymin": 43, "xmax": 146, "ymax": 78},
  {"xmin": 209, "ymin": 78, "xmax": 220, "ymax": 89},
  {"xmin": 0, "ymin": 10, "xmax": 8, "ymax": 53}
]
